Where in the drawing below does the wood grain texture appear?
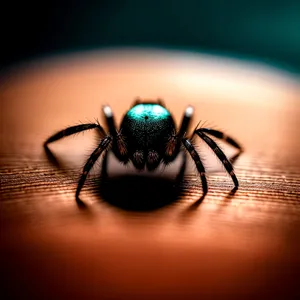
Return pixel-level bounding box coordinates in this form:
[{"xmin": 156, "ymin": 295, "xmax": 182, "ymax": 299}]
[{"xmin": 1, "ymin": 49, "xmax": 300, "ymax": 300}]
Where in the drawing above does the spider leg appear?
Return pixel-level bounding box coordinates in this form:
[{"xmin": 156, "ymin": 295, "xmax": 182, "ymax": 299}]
[
  {"xmin": 130, "ymin": 97, "xmax": 142, "ymax": 107},
  {"xmin": 195, "ymin": 128, "xmax": 243, "ymax": 151},
  {"xmin": 44, "ymin": 123, "xmax": 106, "ymax": 147},
  {"xmin": 175, "ymin": 151, "xmax": 187, "ymax": 184},
  {"xmin": 165, "ymin": 105, "xmax": 194, "ymax": 161},
  {"xmin": 103, "ymin": 105, "xmax": 128, "ymax": 161},
  {"xmin": 194, "ymin": 129, "xmax": 239, "ymax": 188},
  {"xmin": 182, "ymin": 138, "xmax": 208, "ymax": 196},
  {"xmin": 76, "ymin": 136, "xmax": 112, "ymax": 201},
  {"xmin": 102, "ymin": 105, "xmax": 118, "ymax": 138},
  {"xmin": 156, "ymin": 98, "xmax": 166, "ymax": 107},
  {"xmin": 196, "ymin": 128, "xmax": 243, "ymax": 165},
  {"xmin": 178, "ymin": 106, "xmax": 194, "ymax": 140}
]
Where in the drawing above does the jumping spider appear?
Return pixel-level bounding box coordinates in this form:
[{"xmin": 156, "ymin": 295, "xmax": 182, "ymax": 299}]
[{"xmin": 44, "ymin": 99, "xmax": 243, "ymax": 202}]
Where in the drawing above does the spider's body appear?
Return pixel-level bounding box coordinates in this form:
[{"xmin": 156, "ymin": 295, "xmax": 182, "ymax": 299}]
[
  {"xmin": 118, "ymin": 103, "xmax": 177, "ymax": 170},
  {"xmin": 44, "ymin": 99, "xmax": 243, "ymax": 202}
]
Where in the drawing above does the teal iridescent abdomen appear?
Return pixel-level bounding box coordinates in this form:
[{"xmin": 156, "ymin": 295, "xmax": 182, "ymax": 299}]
[
  {"xmin": 127, "ymin": 104, "xmax": 171, "ymax": 121},
  {"xmin": 120, "ymin": 104, "xmax": 176, "ymax": 160}
]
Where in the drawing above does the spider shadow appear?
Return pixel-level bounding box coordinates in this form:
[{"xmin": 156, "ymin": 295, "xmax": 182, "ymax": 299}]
[
  {"xmin": 44, "ymin": 145, "xmax": 91, "ymax": 210},
  {"xmin": 188, "ymin": 186, "xmax": 238, "ymax": 211},
  {"xmin": 44, "ymin": 145, "xmax": 62, "ymax": 169},
  {"xmin": 95, "ymin": 152, "xmax": 187, "ymax": 211},
  {"xmin": 181, "ymin": 149, "xmax": 242, "ymax": 213},
  {"xmin": 44, "ymin": 146, "xmax": 241, "ymax": 212},
  {"xmin": 179, "ymin": 187, "xmax": 238, "ymax": 223},
  {"xmin": 44, "ymin": 145, "xmax": 187, "ymax": 211}
]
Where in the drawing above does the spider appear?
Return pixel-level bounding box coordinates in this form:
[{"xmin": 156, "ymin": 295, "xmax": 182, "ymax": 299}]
[{"xmin": 44, "ymin": 99, "xmax": 243, "ymax": 203}]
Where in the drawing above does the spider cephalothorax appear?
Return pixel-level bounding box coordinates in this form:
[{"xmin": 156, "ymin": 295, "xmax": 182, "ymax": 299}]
[{"xmin": 44, "ymin": 99, "xmax": 243, "ymax": 202}]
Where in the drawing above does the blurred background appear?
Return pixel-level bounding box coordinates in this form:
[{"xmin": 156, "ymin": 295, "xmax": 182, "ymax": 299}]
[{"xmin": 1, "ymin": 0, "xmax": 300, "ymax": 73}]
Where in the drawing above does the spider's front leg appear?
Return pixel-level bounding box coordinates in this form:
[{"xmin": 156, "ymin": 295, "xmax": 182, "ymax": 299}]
[
  {"xmin": 102, "ymin": 105, "xmax": 128, "ymax": 162},
  {"xmin": 44, "ymin": 123, "xmax": 106, "ymax": 148},
  {"xmin": 173, "ymin": 106, "xmax": 208, "ymax": 196},
  {"xmin": 76, "ymin": 136, "xmax": 112, "ymax": 201},
  {"xmin": 198, "ymin": 128, "xmax": 243, "ymax": 151},
  {"xmin": 196, "ymin": 128, "xmax": 243, "ymax": 164},
  {"xmin": 43, "ymin": 121, "xmax": 112, "ymax": 203},
  {"xmin": 182, "ymin": 138, "xmax": 208, "ymax": 196},
  {"xmin": 76, "ymin": 105, "xmax": 124, "ymax": 202},
  {"xmin": 194, "ymin": 129, "xmax": 239, "ymax": 188}
]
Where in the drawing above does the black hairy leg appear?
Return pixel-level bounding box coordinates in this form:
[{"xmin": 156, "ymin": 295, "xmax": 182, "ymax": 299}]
[
  {"xmin": 194, "ymin": 129, "xmax": 239, "ymax": 188},
  {"xmin": 44, "ymin": 123, "xmax": 106, "ymax": 147},
  {"xmin": 76, "ymin": 136, "xmax": 112, "ymax": 202},
  {"xmin": 182, "ymin": 138, "xmax": 208, "ymax": 196},
  {"xmin": 198, "ymin": 128, "xmax": 243, "ymax": 150},
  {"xmin": 198, "ymin": 128, "xmax": 243, "ymax": 164}
]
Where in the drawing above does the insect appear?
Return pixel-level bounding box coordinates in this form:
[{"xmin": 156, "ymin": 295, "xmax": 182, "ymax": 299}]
[{"xmin": 44, "ymin": 99, "xmax": 243, "ymax": 202}]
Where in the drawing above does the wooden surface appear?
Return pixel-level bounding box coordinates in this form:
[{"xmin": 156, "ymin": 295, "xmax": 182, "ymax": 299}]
[{"xmin": 1, "ymin": 49, "xmax": 300, "ymax": 299}]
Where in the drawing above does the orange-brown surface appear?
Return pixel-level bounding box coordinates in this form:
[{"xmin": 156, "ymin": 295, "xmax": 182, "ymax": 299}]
[{"xmin": 1, "ymin": 49, "xmax": 300, "ymax": 299}]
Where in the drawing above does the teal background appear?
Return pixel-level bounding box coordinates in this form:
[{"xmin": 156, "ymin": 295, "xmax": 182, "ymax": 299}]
[{"xmin": 1, "ymin": 1, "xmax": 300, "ymax": 73}]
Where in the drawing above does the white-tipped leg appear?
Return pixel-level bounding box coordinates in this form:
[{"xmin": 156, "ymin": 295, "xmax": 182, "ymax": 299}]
[
  {"xmin": 185, "ymin": 105, "xmax": 194, "ymax": 117},
  {"xmin": 102, "ymin": 105, "xmax": 117, "ymax": 137},
  {"xmin": 178, "ymin": 105, "xmax": 194, "ymax": 139},
  {"xmin": 103, "ymin": 105, "xmax": 113, "ymax": 118}
]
